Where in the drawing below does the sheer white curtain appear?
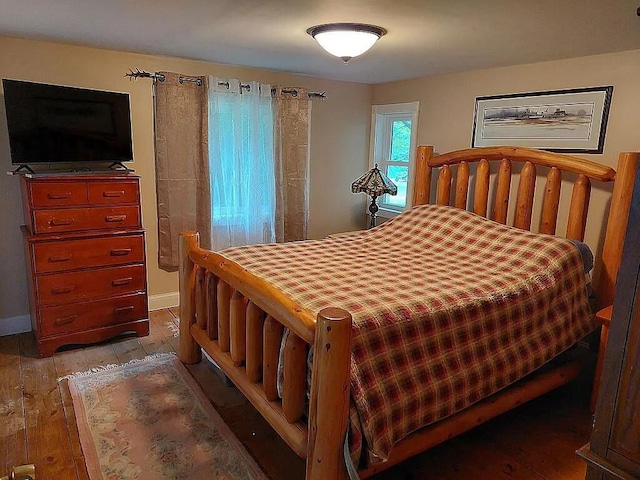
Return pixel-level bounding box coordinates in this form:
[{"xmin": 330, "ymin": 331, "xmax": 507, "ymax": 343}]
[{"xmin": 208, "ymin": 78, "xmax": 276, "ymax": 250}]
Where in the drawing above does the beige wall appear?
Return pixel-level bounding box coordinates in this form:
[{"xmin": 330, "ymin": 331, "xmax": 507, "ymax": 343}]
[
  {"xmin": 373, "ymin": 49, "xmax": 640, "ymax": 259},
  {"xmin": 0, "ymin": 36, "xmax": 372, "ymax": 324}
]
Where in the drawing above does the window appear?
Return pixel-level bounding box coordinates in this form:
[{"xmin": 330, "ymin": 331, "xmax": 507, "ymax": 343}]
[
  {"xmin": 208, "ymin": 80, "xmax": 276, "ymax": 250},
  {"xmin": 369, "ymin": 102, "xmax": 419, "ymax": 214},
  {"xmin": 209, "ymin": 94, "xmax": 274, "ymax": 222}
]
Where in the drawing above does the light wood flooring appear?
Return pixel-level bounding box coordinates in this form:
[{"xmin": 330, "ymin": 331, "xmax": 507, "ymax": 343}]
[{"xmin": 0, "ymin": 308, "xmax": 592, "ymax": 479}]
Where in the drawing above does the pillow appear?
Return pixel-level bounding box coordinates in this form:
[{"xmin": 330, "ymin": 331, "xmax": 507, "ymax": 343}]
[{"xmin": 568, "ymin": 239, "xmax": 594, "ymax": 274}]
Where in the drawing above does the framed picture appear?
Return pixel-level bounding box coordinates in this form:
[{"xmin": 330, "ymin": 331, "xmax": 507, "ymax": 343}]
[{"xmin": 471, "ymin": 86, "xmax": 613, "ymax": 153}]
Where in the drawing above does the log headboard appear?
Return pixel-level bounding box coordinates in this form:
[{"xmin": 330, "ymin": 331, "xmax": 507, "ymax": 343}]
[{"xmin": 411, "ymin": 145, "xmax": 638, "ymax": 310}]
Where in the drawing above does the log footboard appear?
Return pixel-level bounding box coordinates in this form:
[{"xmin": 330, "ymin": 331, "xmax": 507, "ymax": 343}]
[{"xmin": 179, "ymin": 232, "xmax": 352, "ymax": 480}]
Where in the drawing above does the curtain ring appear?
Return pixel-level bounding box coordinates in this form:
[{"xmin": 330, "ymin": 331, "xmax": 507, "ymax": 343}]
[{"xmin": 179, "ymin": 76, "xmax": 203, "ymax": 87}]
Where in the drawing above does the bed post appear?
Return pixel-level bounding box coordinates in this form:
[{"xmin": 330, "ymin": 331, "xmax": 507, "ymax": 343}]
[
  {"xmin": 179, "ymin": 231, "xmax": 202, "ymax": 364},
  {"xmin": 591, "ymin": 151, "xmax": 639, "ymax": 410},
  {"xmin": 597, "ymin": 152, "xmax": 639, "ymax": 308},
  {"xmin": 307, "ymin": 308, "xmax": 352, "ymax": 480}
]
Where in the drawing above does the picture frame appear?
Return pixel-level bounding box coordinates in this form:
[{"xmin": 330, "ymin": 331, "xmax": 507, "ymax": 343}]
[{"xmin": 471, "ymin": 86, "xmax": 613, "ymax": 153}]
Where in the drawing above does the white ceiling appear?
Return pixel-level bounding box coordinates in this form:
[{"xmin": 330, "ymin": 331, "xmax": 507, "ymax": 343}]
[{"xmin": 1, "ymin": 0, "xmax": 640, "ymax": 84}]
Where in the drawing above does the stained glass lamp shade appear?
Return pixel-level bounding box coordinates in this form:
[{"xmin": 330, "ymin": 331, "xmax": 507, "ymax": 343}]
[{"xmin": 351, "ymin": 164, "xmax": 397, "ymax": 228}]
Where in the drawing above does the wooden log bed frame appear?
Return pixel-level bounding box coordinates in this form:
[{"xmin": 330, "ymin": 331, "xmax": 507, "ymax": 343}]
[{"xmin": 178, "ymin": 146, "xmax": 639, "ymax": 479}]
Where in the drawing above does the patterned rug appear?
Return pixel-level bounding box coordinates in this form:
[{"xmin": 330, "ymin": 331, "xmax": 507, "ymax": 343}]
[
  {"xmin": 166, "ymin": 315, "xmax": 180, "ymax": 337},
  {"xmin": 65, "ymin": 354, "xmax": 266, "ymax": 480}
]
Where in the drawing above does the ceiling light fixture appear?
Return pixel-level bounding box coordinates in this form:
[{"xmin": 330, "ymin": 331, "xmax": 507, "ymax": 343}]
[{"xmin": 306, "ymin": 23, "xmax": 387, "ymax": 63}]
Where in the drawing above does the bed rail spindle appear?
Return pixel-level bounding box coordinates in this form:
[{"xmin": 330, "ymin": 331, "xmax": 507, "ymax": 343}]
[
  {"xmin": 437, "ymin": 165, "xmax": 452, "ymax": 206},
  {"xmin": 195, "ymin": 266, "xmax": 207, "ymax": 330},
  {"xmin": 412, "ymin": 145, "xmax": 433, "ymax": 206},
  {"xmin": 217, "ymin": 280, "xmax": 232, "ymax": 352},
  {"xmin": 230, "ymin": 290, "xmax": 248, "ymax": 366},
  {"xmin": 493, "ymin": 159, "xmax": 512, "ymax": 224},
  {"xmin": 205, "ymin": 272, "xmax": 218, "ymax": 339},
  {"xmin": 178, "ymin": 232, "xmax": 201, "ymax": 364},
  {"xmin": 473, "ymin": 159, "xmax": 490, "ymax": 217},
  {"xmin": 514, "ymin": 161, "xmax": 536, "ymax": 230},
  {"xmin": 454, "ymin": 161, "xmax": 470, "ymax": 209},
  {"xmin": 246, "ymin": 302, "xmax": 265, "ymax": 382},
  {"xmin": 566, "ymin": 174, "xmax": 591, "ymax": 241},
  {"xmin": 282, "ymin": 333, "xmax": 307, "ymax": 423},
  {"xmin": 539, "ymin": 167, "xmax": 562, "ymax": 235},
  {"xmin": 264, "ymin": 315, "xmax": 284, "ymax": 402}
]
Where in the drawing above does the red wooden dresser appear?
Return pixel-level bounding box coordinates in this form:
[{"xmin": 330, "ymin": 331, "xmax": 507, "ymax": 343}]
[{"xmin": 20, "ymin": 172, "xmax": 149, "ymax": 357}]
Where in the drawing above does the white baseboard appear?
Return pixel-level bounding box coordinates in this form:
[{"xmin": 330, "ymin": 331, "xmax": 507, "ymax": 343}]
[
  {"xmin": 0, "ymin": 314, "xmax": 32, "ymax": 336},
  {"xmin": 148, "ymin": 292, "xmax": 179, "ymax": 311}
]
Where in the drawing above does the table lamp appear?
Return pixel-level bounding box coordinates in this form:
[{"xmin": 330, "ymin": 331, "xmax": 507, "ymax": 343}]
[{"xmin": 351, "ymin": 164, "xmax": 398, "ymax": 228}]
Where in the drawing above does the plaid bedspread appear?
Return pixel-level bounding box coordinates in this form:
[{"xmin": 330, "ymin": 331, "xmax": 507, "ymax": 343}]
[{"xmin": 221, "ymin": 204, "xmax": 595, "ymax": 465}]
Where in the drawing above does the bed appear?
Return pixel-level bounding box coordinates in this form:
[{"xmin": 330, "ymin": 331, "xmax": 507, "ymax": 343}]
[{"xmin": 178, "ymin": 145, "xmax": 639, "ymax": 479}]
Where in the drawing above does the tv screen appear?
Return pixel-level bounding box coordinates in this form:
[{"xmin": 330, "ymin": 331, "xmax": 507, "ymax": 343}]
[{"xmin": 2, "ymin": 79, "xmax": 133, "ymax": 166}]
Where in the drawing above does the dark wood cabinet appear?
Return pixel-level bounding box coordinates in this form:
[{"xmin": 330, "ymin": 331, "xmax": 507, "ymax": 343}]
[
  {"xmin": 578, "ymin": 166, "xmax": 640, "ymax": 479},
  {"xmin": 21, "ymin": 173, "xmax": 149, "ymax": 357}
]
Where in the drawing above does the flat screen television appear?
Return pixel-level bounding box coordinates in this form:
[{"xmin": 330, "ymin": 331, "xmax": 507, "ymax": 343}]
[{"xmin": 2, "ymin": 79, "xmax": 133, "ymax": 167}]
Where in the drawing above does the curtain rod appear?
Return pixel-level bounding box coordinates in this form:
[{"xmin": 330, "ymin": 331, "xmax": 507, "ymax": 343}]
[{"xmin": 125, "ymin": 69, "xmax": 327, "ymax": 99}]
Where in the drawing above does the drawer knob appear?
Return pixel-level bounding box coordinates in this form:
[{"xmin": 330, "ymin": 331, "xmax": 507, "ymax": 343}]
[
  {"xmin": 110, "ymin": 248, "xmax": 132, "ymax": 256},
  {"xmin": 105, "ymin": 215, "xmax": 127, "ymax": 223},
  {"xmin": 49, "ymin": 218, "xmax": 73, "ymax": 226},
  {"xmin": 51, "ymin": 286, "xmax": 75, "ymax": 295},
  {"xmin": 55, "ymin": 315, "xmax": 77, "ymax": 326},
  {"xmin": 47, "ymin": 192, "xmax": 72, "ymax": 200},
  {"xmin": 115, "ymin": 305, "xmax": 135, "ymax": 314},
  {"xmin": 112, "ymin": 277, "xmax": 133, "ymax": 287},
  {"xmin": 48, "ymin": 255, "xmax": 72, "ymax": 263},
  {"xmin": 103, "ymin": 190, "xmax": 125, "ymax": 198}
]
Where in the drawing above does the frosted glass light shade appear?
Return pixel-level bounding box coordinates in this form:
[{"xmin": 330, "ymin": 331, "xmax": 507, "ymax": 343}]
[
  {"xmin": 314, "ymin": 30, "xmax": 379, "ymax": 59},
  {"xmin": 307, "ymin": 23, "xmax": 387, "ymax": 63}
]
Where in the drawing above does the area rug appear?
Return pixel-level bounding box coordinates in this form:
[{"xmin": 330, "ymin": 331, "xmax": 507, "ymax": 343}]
[
  {"xmin": 65, "ymin": 354, "xmax": 267, "ymax": 480},
  {"xmin": 166, "ymin": 315, "xmax": 180, "ymax": 337}
]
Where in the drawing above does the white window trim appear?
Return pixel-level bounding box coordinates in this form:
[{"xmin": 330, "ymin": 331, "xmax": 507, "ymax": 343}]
[{"xmin": 368, "ymin": 101, "xmax": 419, "ymax": 219}]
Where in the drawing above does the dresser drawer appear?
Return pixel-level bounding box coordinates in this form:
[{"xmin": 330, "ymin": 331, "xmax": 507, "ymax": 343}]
[
  {"xmin": 36, "ymin": 264, "xmax": 146, "ymax": 306},
  {"xmin": 32, "ymin": 206, "xmax": 141, "ymax": 234},
  {"xmin": 88, "ymin": 181, "xmax": 140, "ymax": 205},
  {"xmin": 33, "ymin": 234, "xmax": 145, "ymax": 274},
  {"xmin": 40, "ymin": 292, "xmax": 148, "ymax": 337},
  {"xmin": 30, "ymin": 182, "xmax": 88, "ymax": 207}
]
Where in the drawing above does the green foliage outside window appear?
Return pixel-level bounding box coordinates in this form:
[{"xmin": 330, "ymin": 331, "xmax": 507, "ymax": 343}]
[{"xmin": 391, "ymin": 120, "xmax": 412, "ymax": 162}]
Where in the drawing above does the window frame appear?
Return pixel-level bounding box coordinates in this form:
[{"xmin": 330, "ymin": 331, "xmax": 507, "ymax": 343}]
[{"xmin": 368, "ymin": 101, "xmax": 420, "ymax": 217}]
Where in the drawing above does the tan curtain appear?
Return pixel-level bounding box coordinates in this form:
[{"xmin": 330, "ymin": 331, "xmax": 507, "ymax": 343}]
[
  {"xmin": 154, "ymin": 72, "xmax": 210, "ymax": 271},
  {"xmin": 273, "ymin": 87, "xmax": 311, "ymax": 242}
]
